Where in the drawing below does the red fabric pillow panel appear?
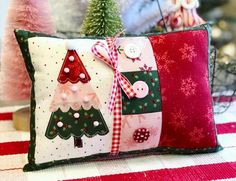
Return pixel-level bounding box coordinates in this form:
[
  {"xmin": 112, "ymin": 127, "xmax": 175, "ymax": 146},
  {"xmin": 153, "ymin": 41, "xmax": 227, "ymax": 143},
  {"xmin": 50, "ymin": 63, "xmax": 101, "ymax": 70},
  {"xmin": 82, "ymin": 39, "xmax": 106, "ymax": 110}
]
[{"xmin": 149, "ymin": 30, "xmax": 218, "ymax": 149}]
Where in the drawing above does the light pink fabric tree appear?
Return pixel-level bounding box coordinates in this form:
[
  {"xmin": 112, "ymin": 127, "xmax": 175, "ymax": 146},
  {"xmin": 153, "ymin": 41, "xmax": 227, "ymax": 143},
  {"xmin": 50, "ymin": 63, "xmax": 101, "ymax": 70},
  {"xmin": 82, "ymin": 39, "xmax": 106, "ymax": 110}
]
[{"xmin": 0, "ymin": 0, "xmax": 55, "ymax": 103}]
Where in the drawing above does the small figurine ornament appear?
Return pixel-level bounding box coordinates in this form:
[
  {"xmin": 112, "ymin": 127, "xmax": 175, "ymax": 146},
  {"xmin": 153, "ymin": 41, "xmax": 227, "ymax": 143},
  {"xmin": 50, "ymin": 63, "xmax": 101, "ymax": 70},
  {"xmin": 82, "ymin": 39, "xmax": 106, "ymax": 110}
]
[{"xmin": 158, "ymin": 0, "xmax": 205, "ymax": 30}]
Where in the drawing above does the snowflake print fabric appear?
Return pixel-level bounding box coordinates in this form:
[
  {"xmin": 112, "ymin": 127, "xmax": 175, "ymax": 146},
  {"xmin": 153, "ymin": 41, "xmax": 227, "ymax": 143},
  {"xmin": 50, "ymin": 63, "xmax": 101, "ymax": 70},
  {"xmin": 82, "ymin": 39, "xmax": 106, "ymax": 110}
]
[
  {"xmin": 149, "ymin": 29, "xmax": 218, "ymax": 149},
  {"xmin": 189, "ymin": 127, "xmax": 205, "ymax": 144},
  {"xmin": 168, "ymin": 109, "xmax": 188, "ymax": 131},
  {"xmin": 180, "ymin": 77, "xmax": 197, "ymax": 97},
  {"xmin": 179, "ymin": 43, "xmax": 197, "ymax": 62},
  {"xmin": 155, "ymin": 52, "xmax": 174, "ymax": 74}
]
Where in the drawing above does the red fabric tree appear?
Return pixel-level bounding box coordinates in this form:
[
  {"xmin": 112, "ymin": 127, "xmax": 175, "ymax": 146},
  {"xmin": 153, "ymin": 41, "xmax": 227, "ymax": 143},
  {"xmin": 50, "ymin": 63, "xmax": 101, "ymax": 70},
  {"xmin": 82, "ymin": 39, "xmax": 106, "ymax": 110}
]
[
  {"xmin": 0, "ymin": 0, "xmax": 55, "ymax": 103},
  {"xmin": 57, "ymin": 50, "xmax": 91, "ymax": 84}
]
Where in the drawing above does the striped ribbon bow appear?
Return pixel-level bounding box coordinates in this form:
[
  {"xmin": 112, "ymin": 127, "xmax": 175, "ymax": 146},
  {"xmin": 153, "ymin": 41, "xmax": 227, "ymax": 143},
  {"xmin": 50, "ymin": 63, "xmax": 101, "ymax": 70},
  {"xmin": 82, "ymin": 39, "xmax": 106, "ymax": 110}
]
[
  {"xmin": 91, "ymin": 36, "xmax": 136, "ymax": 113},
  {"xmin": 91, "ymin": 35, "xmax": 136, "ymax": 154}
]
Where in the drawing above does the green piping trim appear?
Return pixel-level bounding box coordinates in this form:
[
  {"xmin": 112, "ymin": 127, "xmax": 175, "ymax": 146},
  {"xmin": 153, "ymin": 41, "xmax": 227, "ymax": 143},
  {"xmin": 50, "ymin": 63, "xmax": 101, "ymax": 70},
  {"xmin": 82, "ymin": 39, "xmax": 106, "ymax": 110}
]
[{"xmin": 23, "ymin": 145, "xmax": 222, "ymax": 171}]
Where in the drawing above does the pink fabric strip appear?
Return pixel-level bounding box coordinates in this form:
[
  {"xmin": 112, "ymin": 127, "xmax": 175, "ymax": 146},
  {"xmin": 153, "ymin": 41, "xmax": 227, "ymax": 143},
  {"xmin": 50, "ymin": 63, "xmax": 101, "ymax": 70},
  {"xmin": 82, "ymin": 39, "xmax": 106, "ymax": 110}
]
[{"xmin": 91, "ymin": 37, "xmax": 136, "ymax": 154}]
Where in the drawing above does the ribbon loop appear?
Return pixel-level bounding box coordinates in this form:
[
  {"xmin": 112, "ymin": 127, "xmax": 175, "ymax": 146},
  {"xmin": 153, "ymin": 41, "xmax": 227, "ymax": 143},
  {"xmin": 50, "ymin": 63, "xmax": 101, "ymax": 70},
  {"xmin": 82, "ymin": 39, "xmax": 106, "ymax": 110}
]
[
  {"xmin": 92, "ymin": 34, "xmax": 136, "ymax": 154},
  {"xmin": 91, "ymin": 36, "xmax": 136, "ymax": 113}
]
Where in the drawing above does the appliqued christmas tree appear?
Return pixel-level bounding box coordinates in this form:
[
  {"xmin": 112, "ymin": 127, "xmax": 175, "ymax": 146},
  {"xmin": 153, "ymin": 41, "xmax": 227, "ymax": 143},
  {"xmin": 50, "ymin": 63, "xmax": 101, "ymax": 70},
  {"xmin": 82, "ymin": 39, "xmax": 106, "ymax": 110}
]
[{"xmin": 45, "ymin": 47, "xmax": 109, "ymax": 148}]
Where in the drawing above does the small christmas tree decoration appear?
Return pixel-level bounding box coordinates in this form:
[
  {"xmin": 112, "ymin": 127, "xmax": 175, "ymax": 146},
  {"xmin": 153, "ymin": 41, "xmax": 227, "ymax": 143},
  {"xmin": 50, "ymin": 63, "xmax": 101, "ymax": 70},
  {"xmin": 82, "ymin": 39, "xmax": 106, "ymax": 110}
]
[
  {"xmin": 81, "ymin": 0, "xmax": 124, "ymax": 36},
  {"xmin": 0, "ymin": 0, "xmax": 55, "ymax": 102}
]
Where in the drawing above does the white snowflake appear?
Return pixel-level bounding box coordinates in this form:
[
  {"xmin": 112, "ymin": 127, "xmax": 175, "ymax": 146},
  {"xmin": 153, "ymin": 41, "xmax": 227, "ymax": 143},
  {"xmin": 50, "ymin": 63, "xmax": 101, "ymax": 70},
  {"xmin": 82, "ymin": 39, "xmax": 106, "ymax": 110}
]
[
  {"xmin": 189, "ymin": 127, "xmax": 205, "ymax": 144},
  {"xmin": 180, "ymin": 77, "xmax": 197, "ymax": 97},
  {"xmin": 179, "ymin": 43, "xmax": 197, "ymax": 62},
  {"xmin": 169, "ymin": 109, "xmax": 188, "ymax": 130},
  {"xmin": 156, "ymin": 51, "xmax": 174, "ymax": 73}
]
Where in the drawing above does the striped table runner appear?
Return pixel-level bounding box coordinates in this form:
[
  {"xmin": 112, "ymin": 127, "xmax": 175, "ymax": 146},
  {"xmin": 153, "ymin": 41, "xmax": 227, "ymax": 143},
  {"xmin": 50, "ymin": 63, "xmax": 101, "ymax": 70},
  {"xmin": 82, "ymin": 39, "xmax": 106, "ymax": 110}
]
[{"xmin": 0, "ymin": 102, "xmax": 236, "ymax": 181}]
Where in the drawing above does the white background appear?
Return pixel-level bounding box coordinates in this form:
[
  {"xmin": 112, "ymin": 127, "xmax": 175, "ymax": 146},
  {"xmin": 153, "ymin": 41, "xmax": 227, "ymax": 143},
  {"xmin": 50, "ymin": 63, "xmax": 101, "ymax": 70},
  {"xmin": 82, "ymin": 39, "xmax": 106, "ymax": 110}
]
[{"xmin": 0, "ymin": 0, "xmax": 9, "ymax": 39}]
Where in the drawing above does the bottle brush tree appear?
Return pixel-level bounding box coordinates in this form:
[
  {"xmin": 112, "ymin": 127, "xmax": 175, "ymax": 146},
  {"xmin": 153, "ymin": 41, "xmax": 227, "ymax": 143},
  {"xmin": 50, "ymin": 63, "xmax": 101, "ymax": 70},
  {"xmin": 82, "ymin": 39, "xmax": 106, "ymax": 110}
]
[
  {"xmin": 0, "ymin": 0, "xmax": 55, "ymax": 103},
  {"xmin": 81, "ymin": 0, "xmax": 124, "ymax": 36}
]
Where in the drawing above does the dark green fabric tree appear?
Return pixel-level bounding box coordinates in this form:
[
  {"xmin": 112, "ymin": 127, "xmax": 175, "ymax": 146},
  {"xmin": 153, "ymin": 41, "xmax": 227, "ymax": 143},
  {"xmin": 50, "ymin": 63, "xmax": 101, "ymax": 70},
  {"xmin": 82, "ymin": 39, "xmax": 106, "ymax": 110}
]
[
  {"xmin": 81, "ymin": 0, "xmax": 124, "ymax": 36},
  {"xmin": 45, "ymin": 107, "xmax": 109, "ymax": 148}
]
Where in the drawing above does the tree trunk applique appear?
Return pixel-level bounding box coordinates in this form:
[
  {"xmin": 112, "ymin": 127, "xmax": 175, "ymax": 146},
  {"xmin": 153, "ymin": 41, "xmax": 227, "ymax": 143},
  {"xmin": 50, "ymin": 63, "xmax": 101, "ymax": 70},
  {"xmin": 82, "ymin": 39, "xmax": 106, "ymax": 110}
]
[{"xmin": 45, "ymin": 47, "xmax": 109, "ymax": 148}]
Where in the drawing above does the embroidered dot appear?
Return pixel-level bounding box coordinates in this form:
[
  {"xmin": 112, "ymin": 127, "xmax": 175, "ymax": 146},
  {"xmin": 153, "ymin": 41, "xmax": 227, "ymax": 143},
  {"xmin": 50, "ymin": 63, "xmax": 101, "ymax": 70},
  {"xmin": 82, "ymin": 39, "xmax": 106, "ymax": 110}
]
[
  {"xmin": 69, "ymin": 56, "xmax": 75, "ymax": 62},
  {"xmin": 64, "ymin": 67, "xmax": 70, "ymax": 73},
  {"xmin": 61, "ymin": 93, "xmax": 67, "ymax": 100},
  {"xmin": 71, "ymin": 85, "xmax": 78, "ymax": 92},
  {"xmin": 79, "ymin": 73, "xmax": 86, "ymax": 79},
  {"xmin": 57, "ymin": 121, "xmax": 63, "ymax": 128},
  {"xmin": 83, "ymin": 96, "xmax": 90, "ymax": 103},
  {"xmin": 74, "ymin": 113, "xmax": 80, "ymax": 119},
  {"xmin": 93, "ymin": 121, "xmax": 99, "ymax": 127}
]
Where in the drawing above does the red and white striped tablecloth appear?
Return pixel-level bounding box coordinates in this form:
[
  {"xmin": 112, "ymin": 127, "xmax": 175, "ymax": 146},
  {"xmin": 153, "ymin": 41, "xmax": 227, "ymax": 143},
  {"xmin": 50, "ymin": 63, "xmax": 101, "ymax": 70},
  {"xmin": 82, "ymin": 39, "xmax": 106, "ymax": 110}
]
[{"xmin": 0, "ymin": 102, "xmax": 236, "ymax": 181}]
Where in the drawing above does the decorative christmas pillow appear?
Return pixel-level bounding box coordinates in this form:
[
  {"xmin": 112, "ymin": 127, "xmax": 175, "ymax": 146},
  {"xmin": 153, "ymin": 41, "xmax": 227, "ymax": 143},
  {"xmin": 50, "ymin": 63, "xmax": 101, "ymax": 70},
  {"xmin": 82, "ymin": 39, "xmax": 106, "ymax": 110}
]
[{"xmin": 15, "ymin": 25, "xmax": 221, "ymax": 172}]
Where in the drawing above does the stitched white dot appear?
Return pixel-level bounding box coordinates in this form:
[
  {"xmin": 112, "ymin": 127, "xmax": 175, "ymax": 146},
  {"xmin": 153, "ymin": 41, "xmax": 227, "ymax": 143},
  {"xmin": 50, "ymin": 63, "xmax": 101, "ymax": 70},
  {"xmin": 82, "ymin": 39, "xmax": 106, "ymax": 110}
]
[
  {"xmin": 57, "ymin": 121, "xmax": 63, "ymax": 128},
  {"xmin": 64, "ymin": 67, "xmax": 70, "ymax": 73},
  {"xmin": 79, "ymin": 73, "xmax": 86, "ymax": 79},
  {"xmin": 69, "ymin": 56, "xmax": 74, "ymax": 62},
  {"xmin": 74, "ymin": 113, "xmax": 80, "ymax": 118},
  {"xmin": 93, "ymin": 121, "xmax": 99, "ymax": 127}
]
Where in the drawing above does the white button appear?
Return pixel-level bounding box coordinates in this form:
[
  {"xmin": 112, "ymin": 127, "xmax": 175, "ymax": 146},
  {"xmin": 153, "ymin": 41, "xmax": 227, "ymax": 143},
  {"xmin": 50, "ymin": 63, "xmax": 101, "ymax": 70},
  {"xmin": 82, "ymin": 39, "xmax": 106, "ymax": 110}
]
[
  {"xmin": 69, "ymin": 56, "xmax": 74, "ymax": 62},
  {"xmin": 74, "ymin": 113, "xmax": 80, "ymax": 118},
  {"xmin": 133, "ymin": 81, "xmax": 149, "ymax": 98},
  {"xmin": 79, "ymin": 73, "xmax": 86, "ymax": 79},
  {"xmin": 124, "ymin": 44, "xmax": 141, "ymax": 59},
  {"xmin": 93, "ymin": 121, "xmax": 99, "ymax": 127},
  {"xmin": 57, "ymin": 121, "xmax": 63, "ymax": 128},
  {"xmin": 64, "ymin": 67, "xmax": 70, "ymax": 73}
]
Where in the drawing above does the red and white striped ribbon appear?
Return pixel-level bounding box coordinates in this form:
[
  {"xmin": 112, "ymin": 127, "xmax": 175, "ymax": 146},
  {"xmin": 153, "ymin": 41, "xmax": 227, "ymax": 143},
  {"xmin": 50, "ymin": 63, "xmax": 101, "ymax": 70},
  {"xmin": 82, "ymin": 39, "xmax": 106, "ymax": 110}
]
[{"xmin": 91, "ymin": 36, "xmax": 136, "ymax": 154}]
